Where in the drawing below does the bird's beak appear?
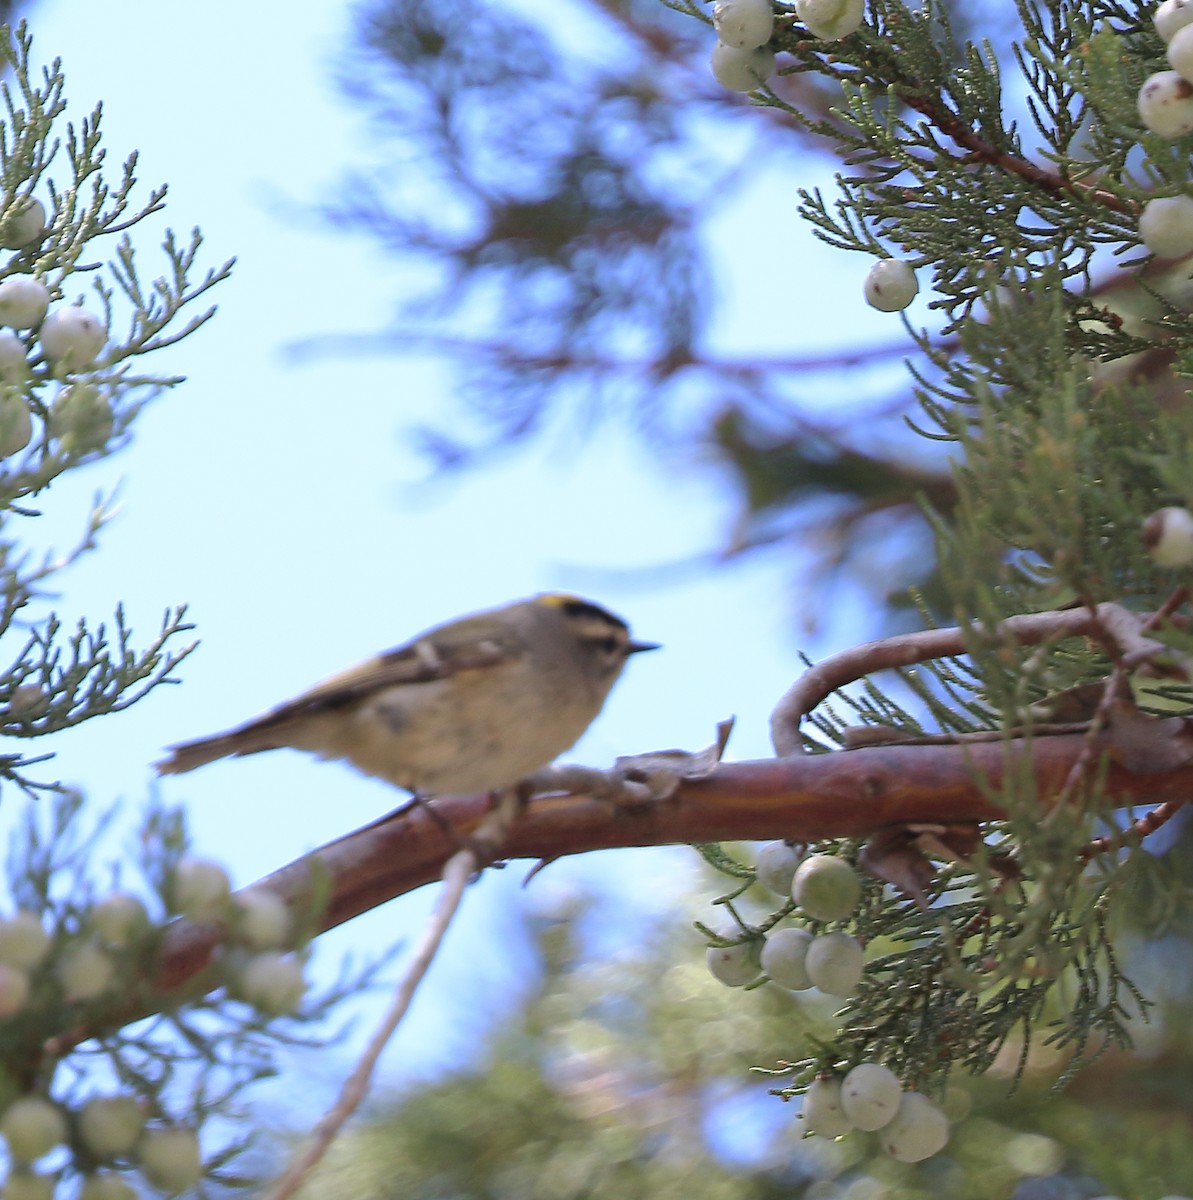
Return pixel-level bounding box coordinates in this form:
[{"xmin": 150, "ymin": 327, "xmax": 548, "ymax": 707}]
[{"xmin": 628, "ymin": 640, "xmax": 661, "ymax": 654}]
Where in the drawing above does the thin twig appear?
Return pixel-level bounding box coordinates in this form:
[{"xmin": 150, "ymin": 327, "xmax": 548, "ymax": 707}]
[
  {"xmin": 1079, "ymin": 798, "xmax": 1188, "ymax": 863},
  {"xmin": 262, "ymin": 790, "xmax": 522, "ymax": 1200},
  {"xmin": 291, "ymin": 328, "xmax": 936, "ymax": 377},
  {"xmin": 894, "ymin": 88, "xmax": 1133, "ymax": 216},
  {"xmin": 1051, "ymin": 588, "xmax": 1191, "ymax": 816}
]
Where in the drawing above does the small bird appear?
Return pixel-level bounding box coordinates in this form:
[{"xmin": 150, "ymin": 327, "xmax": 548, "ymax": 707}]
[{"xmin": 156, "ymin": 593, "xmax": 657, "ymax": 795}]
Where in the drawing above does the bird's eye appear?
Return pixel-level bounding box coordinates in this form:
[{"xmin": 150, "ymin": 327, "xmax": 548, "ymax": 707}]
[{"xmin": 600, "ymin": 636, "xmax": 620, "ymax": 657}]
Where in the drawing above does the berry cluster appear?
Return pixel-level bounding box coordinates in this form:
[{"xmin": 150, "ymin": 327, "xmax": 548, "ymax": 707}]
[
  {"xmin": 707, "ymin": 2, "xmax": 922, "ymax": 310},
  {"xmin": 704, "ymin": 841, "xmax": 950, "ymax": 1163},
  {"xmin": 1137, "ymin": 3, "xmax": 1193, "ymax": 256},
  {"xmin": 0, "ymin": 195, "xmax": 113, "ymax": 462},
  {"xmin": 0, "ymin": 862, "xmax": 306, "ymax": 1197},
  {"xmin": 709, "ymin": 0, "xmax": 865, "ymax": 92}
]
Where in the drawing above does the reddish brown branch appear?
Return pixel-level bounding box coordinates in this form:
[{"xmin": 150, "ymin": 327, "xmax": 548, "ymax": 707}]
[
  {"xmin": 35, "ymin": 729, "xmax": 1183, "ymax": 1063},
  {"xmin": 770, "ymin": 607, "xmax": 1099, "ymax": 754},
  {"xmin": 768, "ymin": 602, "xmax": 1186, "ymax": 756}
]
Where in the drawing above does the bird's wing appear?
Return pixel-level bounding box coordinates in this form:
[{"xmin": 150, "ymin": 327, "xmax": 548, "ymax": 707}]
[
  {"xmin": 155, "ymin": 617, "xmax": 527, "ymax": 775},
  {"xmin": 266, "ymin": 626, "xmax": 521, "ymax": 718}
]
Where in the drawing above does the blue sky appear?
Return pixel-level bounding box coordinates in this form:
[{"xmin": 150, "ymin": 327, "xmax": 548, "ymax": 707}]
[{"xmin": 20, "ymin": 0, "xmax": 923, "ymax": 1095}]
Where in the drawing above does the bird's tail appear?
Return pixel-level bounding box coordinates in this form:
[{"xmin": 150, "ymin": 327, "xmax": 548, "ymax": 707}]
[{"xmin": 155, "ymin": 724, "xmax": 283, "ymax": 775}]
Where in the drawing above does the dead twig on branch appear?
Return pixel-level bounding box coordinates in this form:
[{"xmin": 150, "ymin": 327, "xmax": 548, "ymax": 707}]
[{"xmin": 263, "ymin": 788, "xmax": 524, "ymax": 1200}]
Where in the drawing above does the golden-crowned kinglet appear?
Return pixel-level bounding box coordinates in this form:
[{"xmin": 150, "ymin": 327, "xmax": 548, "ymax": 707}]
[{"xmin": 156, "ymin": 593, "xmax": 657, "ymax": 794}]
